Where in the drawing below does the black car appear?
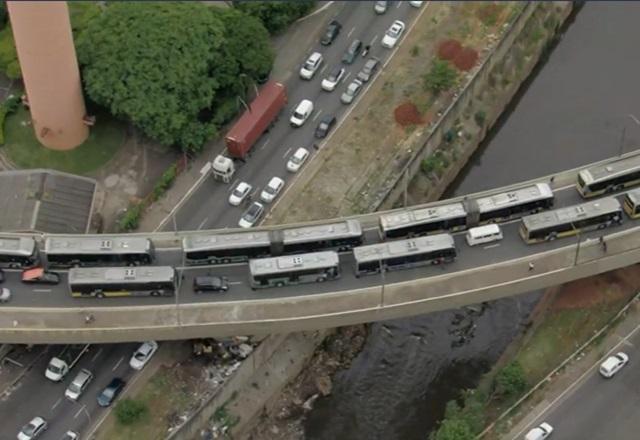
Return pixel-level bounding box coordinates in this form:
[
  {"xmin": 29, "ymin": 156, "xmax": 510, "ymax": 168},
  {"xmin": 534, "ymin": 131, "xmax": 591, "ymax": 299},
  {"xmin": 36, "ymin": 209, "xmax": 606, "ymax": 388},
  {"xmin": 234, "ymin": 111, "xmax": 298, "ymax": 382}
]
[
  {"xmin": 21, "ymin": 268, "xmax": 60, "ymax": 285},
  {"xmin": 97, "ymin": 377, "xmax": 126, "ymax": 407},
  {"xmin": 0, "ymin": 268, "xmax": 4, "ymax": 284},
  {"xmin": 342, "ymin": 39, "xmax": 363, "ymax": 64},
  {"xmin": 315, "ymin": 115, "xmax": 337, "ymax": 139},
  {"xmin": 321, "ymin": 20, "xmax": 342, "ymax": 46},
  {"xmin": 194, "ymin": 276, "xmax": 229, "ymax": 294}
]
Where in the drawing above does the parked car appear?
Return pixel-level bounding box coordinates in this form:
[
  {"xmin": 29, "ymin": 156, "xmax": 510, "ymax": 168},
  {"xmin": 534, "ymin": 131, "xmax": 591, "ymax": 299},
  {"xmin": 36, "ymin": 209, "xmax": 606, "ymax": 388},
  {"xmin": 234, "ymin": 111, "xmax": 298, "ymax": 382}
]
[
  {"xmin": 129, "ymin": 341, "xmax": 158, "ymax": 370},
  {"xmin": 524, "ymin": 422, "xmax": 553, "ymax": 440},
  {"xmin": 0, "ymin": 287, "xmax": 10, "ymax": 303},
  {"xmin": 193, "ymin": 276, "xmax": 229, "ymax": 293},
  {"xmin": 286, "ymin": 147, "xmax": 310, "ymax": 173},
  {"xmin": 315, "ymin": 115, "xmax": 337, "ymax": 139},
  {"xmin": 321, "ymin": 66, "xmax": 346, "ymax": 92},
  {"xmin": 238, "ymin": 202, "xmax": 265, "ymax": 228},
  {"xmin": 320, "ymin": 20, "xmax": 341, "ymax": 45},
  {"xmin": 0, "ymin": 268, "xmax": 4, "ymax": 283},
  {"xmin": 381, "ymin": 20, "xmax": 406, "ymax": 49},
  {"xmin": 65, "ymin": 368, "xmax": 94, "ymax": 401},
  {"xmin": 357, "ymin": 57, "xmax": 380, "ymax": 83},
  {"xmin": 290, "ymin": 99, "xmax": 314, "ymax": 127},
  {"xmin": 17, "ymin": 416, "xmax": 47, "ymax": 440},
  {"xmin": 342, "ymin": 39, "xmax": 363, "ymax": 64},
  {"xmin": 61, "ymin": 432, "xmax": 78, "ymax": 440},
  {"xmin": 21, "ymin": 268, "xmax": 60, "ymax": 285},
  {"xmin": 299, "ymin": 52, "xmax": 323, "ymax": 80},
  {"xmin": 260, "ymin": 177, "xmax": 285, "ymax": 203},
  {"xmin": 374, "ymin": 1, "xmax": 388, "ymax": 14},
  {"xmin": 409, "ymin": 1, "xmax": 424, "ymax": 7},
  {"xmin": 97, "ymin": 377, "xmax": 126, "ymax": 407},
  {"xmin": 599, "ymin": 352, "xmax": 629, "ymax": 378},
  {"xmin": 228, "ymin": 181, "xmax": 252, "ymax": 206},
  {"xmin": 341, "ymin": 79, "xmax": 364, "ymax": 105}
]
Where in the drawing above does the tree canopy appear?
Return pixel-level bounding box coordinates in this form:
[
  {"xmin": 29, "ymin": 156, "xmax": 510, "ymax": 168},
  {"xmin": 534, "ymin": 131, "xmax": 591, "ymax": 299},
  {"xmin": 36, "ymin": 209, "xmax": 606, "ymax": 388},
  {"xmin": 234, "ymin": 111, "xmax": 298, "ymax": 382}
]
[{"xmin": 233, "ymin": 0, "xmax": 316, "ymax": 34}]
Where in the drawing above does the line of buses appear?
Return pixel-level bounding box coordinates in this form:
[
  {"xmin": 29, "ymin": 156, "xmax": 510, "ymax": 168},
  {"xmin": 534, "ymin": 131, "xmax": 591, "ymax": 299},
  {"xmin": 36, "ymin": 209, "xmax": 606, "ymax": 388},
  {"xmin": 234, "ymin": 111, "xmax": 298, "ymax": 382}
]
[{"xmin": 1, "ymin": 154, "xmax": 640, "ymax": 298}]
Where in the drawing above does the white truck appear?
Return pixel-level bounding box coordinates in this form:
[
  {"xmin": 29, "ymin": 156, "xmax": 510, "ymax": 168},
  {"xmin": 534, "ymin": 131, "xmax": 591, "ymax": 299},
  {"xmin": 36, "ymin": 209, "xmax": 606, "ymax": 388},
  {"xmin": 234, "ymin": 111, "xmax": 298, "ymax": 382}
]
[
  {"xmin": 45, "ymin": 344, "xmax": 91, "ymax": 382},
  {"xmin": 211, "ymin": 155, "xmax": 235, "ymax": 183}
]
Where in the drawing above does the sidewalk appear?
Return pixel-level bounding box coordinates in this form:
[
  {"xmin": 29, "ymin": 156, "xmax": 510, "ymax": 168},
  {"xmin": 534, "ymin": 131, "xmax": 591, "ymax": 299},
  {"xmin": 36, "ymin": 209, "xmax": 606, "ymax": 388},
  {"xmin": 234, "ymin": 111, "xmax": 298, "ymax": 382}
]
[
  {"xmin": 136, "ymin": 2, "xmax": 340, "ymax": 233},
  {"xmin": 497, "ymin": 297, "xmax": 640, "ymax": 439}
]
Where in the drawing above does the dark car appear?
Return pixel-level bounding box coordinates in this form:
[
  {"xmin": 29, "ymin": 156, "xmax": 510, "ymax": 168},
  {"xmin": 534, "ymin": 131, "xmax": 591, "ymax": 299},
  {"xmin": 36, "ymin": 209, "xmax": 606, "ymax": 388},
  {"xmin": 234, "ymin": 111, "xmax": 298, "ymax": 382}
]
[
  {"xmin": 194, "ymin": 276, "xmax": 229, "ymax": 294},
  {"xmin": 0, "ymin": 268, "xmax": 4, "ymax": 284},
  {"xmin": 315, "ymin": 115, "xmax": 337, "ymax": 139},
  {"xmin": 321, "ymin": 20, "xmax": 342, "ymax": 45},
  {"xmin": 357, "ymin": 57, "xmax": 380, "ymax": 83},
  {"xmin": 342, "ymin": 39, "xmax": 363, "ymax": 64},
  {"xmin": 97, "ymin": 377, "xmax": 126, "ymax": 407},
  {"xmin": 21, "ymin": 268, "xmax": 60, "ymax": 285}
]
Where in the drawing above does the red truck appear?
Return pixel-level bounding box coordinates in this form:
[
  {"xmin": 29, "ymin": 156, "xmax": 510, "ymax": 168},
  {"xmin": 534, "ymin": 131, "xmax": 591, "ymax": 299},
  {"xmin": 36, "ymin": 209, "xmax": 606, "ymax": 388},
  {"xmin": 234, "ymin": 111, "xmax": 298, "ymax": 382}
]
[{"xmin": 225, "ymin": 81, "xmax": 288, "ymax": 159}]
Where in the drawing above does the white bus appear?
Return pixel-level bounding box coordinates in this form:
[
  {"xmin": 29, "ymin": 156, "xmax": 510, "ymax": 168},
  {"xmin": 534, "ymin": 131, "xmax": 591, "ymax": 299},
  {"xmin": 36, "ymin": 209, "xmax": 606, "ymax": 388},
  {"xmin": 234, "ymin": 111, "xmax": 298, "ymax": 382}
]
[
  {"xmin": 249, "ymin": 251, "xmax": 340, "ymax": 289},
  {"xmin": 577, "ymin": 155, "xmax": 640, "ymax": 198},
  {"xmin": 353, "ymin": 234, "xmax": 456, "ymax": 276},
  {"xmin": 43, "ymin": 236, "xmax": 153, "ymax": 268},
  {"xmin": 68, "ymin": 266, "xmax": 176, "ymax": 298},
  {"xmin": 183, "ymin": 231, "xmax": 272, "ymax": 265},
  {"xmin": 0, "ymin": 236, "xmax": 38, "ymax": 268},
  {"xmin": 623, "ymin": 188, "xmax": 640, "ymax": 219},
  {"xmin": 379, "ymin": 203, "xmax": 467, "ymax": 239},
  {"xmin": 465, "ymin": 224, "xmax": 503, "ymax": 246},
  {"xmin": 470, "ymin": 183, "xmax": 554, "ymax": 224}
]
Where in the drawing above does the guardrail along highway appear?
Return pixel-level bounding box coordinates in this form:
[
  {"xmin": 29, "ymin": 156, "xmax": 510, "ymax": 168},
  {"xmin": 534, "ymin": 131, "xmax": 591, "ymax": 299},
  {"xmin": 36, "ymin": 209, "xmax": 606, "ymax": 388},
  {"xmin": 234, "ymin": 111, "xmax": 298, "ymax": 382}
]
[{"xmin": 2, "ymin": 151, "xmax": 640, "ymax": 343}]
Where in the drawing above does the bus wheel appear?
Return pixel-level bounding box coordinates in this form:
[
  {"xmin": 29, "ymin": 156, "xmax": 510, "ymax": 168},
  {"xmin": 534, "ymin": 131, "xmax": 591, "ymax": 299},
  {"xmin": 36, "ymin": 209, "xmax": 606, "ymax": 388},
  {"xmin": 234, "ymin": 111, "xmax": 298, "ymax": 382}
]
[
  {"xmin": 222, "ymin": 258, "xmax": 230, "ymax": 264},
  {"xmin": 432, "ymin": 259, "xmax": 440, "ymax": 265},
  {"xmin": 150, "ymin": 291, "xmax": 160, "ymax": 297},
  {"xmin": 317, "ymin": 277, "xmax": 326, "ymax": 283},
  {"xmin": 276, "ymin": 282, "xmax": 284, "ymax": 288},
  {"xmin": 548, "ymin": 233, "xmax": 557, "ymax": 241},
  {"xmin": 96, "ymin": 292, "xmax": 105, "ymax": 299}
]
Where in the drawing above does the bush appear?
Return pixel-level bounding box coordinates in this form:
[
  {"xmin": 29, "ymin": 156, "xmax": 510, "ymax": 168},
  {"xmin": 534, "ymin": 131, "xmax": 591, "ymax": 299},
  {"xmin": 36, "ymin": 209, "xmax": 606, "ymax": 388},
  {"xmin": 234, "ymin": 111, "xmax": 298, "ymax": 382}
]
[
  {"xmin": 493, "ymin": 361, "xmax": 527, "ymax": 399},
  {"xmin": 411, "ymin": 45, "xmax": 420, "ymax": 57},
  {"xmin": 152, "ymin": 164, "xmax": 178, "ymax": 201},
  {"xmin": 474, "ymin": 110, "xmax": 486, "ymax": 127},
  {"xmin": 233, "ymin": 0, "xmax": 316, "ymax": 35},
  {"xmin": 115, "ymin": 398, "xmax": 148, "ymax": 425},
  {"xmin": 119, "ymin": 203, "xmax": 143, "ymax": 232},
  {"xmin": 424, "ymin": 59, "xmax": 458, "ymax": 94}
]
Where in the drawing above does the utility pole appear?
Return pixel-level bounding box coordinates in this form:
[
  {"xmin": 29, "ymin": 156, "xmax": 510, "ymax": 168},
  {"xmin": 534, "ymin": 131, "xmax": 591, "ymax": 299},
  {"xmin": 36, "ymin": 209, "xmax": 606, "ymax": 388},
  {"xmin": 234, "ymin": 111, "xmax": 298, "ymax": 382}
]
[{"xmin": 573, "ymin": 229, "xmax": 582, "ymax": 266}]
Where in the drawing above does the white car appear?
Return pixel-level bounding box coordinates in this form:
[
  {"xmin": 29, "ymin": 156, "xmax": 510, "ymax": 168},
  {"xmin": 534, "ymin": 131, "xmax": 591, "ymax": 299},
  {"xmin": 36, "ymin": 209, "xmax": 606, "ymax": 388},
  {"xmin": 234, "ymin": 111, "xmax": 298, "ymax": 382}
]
[
  {"xmin": 129, "ymin": 341, "xmax": 158, "ymax": 370},
  {"xmin": 260, "ymin": 177, "xmax": 285, "ymax": 203},
  {"xmin": 18, "ymin": 417, "xmax": 47, "ymax": 440},
  {"xmin": 228, "ymin": 181, "xmax": 252, "ymax": 206},
  {"xmin": 340, "ymin": 79, "xmax": 364, "ymax": 105},
  {"xmin": 409, "ymin": 1, "xmax": 424, "ymax": 7},
  {"xmin": 287, "ymin": 147, "xmax": 310, "ymax": 173},
  {"xmin": 599, "ymin": 352, "xmax": 629, "ymax": 378},
  {"xmin": 238, "ymin": 202, "xmax": 265, "ymax": 228},
  {"xmin": 524, "ymin": 422, "xmax": 553, "ymax": 440},
  {"xmin": 374, "ymin": 1, "xmax": 388, "ymax": 14},
  {"xmin": 299, "ymin": 52, "xmax": 323, "ymax": 80},
  {"xmin": 321, "ymin": 66, "xmax": 346, "ymax": 92},
  {"xmin": 65, "ymin": 368, "xmax": 93, "ymax": 401},
  {"xmin": 0, "ymin": 287, "xmax": 11, "ymax": 303},
  {"xmin": 290, "ymin": 99, "xmax": 314, "ymax": 127},
  {"xmin": 381, "ymin": 20, "xmax": 405, "ymax": 49},
  {"xmin": 62, "ymin": 432, "xmax": 79, "ymax": 440}
]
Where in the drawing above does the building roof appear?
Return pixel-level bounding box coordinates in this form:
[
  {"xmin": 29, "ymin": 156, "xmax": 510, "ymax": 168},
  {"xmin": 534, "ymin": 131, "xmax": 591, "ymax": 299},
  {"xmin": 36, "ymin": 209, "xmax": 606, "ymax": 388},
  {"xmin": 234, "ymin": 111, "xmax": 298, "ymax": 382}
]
[{"xmin": 0, "ymin": 169, "xmax": 96, "ymax": 233}]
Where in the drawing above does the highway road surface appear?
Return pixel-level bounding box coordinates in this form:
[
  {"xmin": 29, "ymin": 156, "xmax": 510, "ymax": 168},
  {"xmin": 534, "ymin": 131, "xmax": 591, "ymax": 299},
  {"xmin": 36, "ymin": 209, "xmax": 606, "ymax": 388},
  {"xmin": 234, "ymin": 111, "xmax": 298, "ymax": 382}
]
[{"xmin": 514, "ymin": 325, "xmax": 640, "ymax": 440}]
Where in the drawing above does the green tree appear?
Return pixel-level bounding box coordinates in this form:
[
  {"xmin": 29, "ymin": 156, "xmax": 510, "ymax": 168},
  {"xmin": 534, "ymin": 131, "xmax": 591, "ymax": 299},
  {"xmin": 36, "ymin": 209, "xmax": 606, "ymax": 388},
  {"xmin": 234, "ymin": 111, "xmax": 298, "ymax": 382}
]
[
  {"xmin": 493, "ymin": 361, "xmax": 527, "ymax": 399},
  {"xmin": 233, "ymin": 0, "xmax": 316, "ymax": 35},
  {"xmin": 424, "ymin": 59, "xmax": 458, "ymax": 94},
  {"xmin": 77, "ymin": 2, "xmax": 225, "ymax": 152},
  {"xmin": 115, "ymin": 398, "xmax": 148, "ymax": 425},
  {"xmin": 68, "ymin": 1, "xmax": 102, "ymax": 39},
  {"xmin": 431, "ymin": 418, "xmax": 475, "ymax": 440}
]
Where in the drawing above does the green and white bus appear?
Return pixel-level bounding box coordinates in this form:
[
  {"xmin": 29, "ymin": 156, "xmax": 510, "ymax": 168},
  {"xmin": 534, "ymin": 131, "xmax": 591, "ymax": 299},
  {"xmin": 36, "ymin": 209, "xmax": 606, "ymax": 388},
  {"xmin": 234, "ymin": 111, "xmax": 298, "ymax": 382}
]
[
  {"xmin": 249, "ymin": 251, "xmax": 340, "ymax": 289},
  {"xmin": 68, "ymin": 266, "xmax": 176, "ymax": 298}
]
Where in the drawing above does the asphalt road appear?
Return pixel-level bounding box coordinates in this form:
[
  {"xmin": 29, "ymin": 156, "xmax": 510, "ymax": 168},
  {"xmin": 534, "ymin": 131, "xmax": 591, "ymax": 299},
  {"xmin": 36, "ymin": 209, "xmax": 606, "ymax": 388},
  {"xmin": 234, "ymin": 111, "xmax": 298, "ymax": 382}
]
[
  {"xmin": 516, "ymin": 327, "xmax": 640, "ymax": 440},
  {"xmin": 167, "ymin": 1, "xmax": 425, "ymax": 231}
]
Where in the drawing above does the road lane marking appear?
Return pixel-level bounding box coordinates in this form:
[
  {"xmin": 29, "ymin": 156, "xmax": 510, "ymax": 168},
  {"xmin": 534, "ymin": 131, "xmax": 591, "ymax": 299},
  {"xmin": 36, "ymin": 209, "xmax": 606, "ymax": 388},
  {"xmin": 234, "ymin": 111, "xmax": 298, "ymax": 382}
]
[
  {"xmin": 344, "ymin": 71, "xmax": 352, "ymax": 82},
  {"xmin": 91, "ymin": 347, "xmax": 103, "ymax": 363},
  {"xmin": 51, "ymin": 397, "xmax": 62, "ymax": 411},
  {"xmin": 319, "ymin": 64, "xmax": 328, "ymax": 76},
  {"xmin": 629, "ymin": 113, "xmax": 640, "ymax": 125},
  {"xmin": 228, "ymin": 281, "xmax": 243, "ymax": 285},
  {"xmin": 74, "ymin": 404, "xmax": 87, "ymax": 419},
  {"xmin": 197, "ymin": 217, "xmax": 209, "ymax": 230},
  {"xmin": 312, "ymin": 109, "xmax": 323, "ymax": 121},
  {"xmin": 347, "ymin": 26, "xmax": 356, "ymax": 38},
  {"xmin": 228, "ymin": 179, "xmax": 239, "ymax": 192},
  {"xmin": 259, "ymin": 138, "xmax": 271, "ymax": 151},
  {"xmin": 483, "ymin": 244, "xmax": 501, "ymax": 250},
  {"xmin": 112, "ymin": 356, "xmax": 124, "ymax": 371},
  {"xmin": 370, "ymin": 34, "xmax": 379, "ymax": 46},
  {"xmin": 396, "ymin": 1, "xmax": 402, "ymax": 8},
  {"xmin": 33, "ymin": 289, "xmax": 51, "ymax": 293},
  {"xmin": 283, "ymin": 147, "xmax": 292, "ymax": 159}
]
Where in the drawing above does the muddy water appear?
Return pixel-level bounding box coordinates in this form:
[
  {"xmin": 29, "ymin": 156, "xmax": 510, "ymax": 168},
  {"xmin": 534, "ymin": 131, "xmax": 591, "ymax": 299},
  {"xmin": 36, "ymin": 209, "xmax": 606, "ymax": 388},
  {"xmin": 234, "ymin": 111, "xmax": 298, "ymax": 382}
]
[{"xmin": 305, "ymin": 3, "xmax": 640, "ymax": 439}]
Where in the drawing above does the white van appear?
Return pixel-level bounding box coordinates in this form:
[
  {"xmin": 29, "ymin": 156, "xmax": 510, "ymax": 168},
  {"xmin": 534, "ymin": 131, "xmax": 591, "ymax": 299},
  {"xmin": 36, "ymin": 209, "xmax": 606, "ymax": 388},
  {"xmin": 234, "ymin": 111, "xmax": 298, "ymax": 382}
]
[
  {"xmin": 524, "ymin": 422, "xmax": 553, "ymax": 440},
  {"xmin": 465, "ymin": 224, "xmax": 503, "ymax": 246}
]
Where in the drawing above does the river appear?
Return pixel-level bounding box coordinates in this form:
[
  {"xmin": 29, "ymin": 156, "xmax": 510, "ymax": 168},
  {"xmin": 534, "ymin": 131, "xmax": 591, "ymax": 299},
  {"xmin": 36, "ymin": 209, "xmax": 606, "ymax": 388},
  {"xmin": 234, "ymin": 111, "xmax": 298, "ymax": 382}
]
[{"xmin": 304, "ymin": 3, "xmax": 640, "ymax": 439}]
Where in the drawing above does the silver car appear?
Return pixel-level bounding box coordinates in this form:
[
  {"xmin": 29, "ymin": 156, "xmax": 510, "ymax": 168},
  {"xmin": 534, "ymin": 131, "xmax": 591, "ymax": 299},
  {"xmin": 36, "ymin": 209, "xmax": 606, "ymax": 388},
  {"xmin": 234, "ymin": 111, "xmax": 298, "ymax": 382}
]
[
  {"xmin": 340, "ymin": 79, "xmax": 363, "ymax": 105},
  {"xmin": 65, "ymin": 368, "xmax": 94, "ymax": 401}
]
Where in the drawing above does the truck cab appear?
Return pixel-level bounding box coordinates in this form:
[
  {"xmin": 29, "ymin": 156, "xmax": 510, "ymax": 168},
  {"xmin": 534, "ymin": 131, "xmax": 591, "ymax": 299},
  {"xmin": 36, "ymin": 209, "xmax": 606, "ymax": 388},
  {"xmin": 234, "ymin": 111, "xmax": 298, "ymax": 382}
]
[{"xmin": 212, "ymin": 155, "xmax": 235, "ymax": 183}]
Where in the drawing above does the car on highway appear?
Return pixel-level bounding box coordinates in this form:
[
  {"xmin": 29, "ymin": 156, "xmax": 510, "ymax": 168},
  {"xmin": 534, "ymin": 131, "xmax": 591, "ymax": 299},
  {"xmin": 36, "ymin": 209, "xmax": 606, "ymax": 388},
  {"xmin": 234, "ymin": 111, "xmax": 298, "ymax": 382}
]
[
  {"xmin": 341, "ymin": 79, "xmax": 364, "ymax": 105},
  {"xmin": 299, "ymin": 52, "xmax": 323, "ymax": 80},
  {"xmin": 290, "ymin": 99, "xmax": 314, "ymax": 127},
  {"xmin": 21, "ymin": 267, "xmax": 60, "ymax": 285},
  {"xmin": 409, "ymin": 1, "xmax": 424, "ymax": 7},
  {"xmin": 61, "ymin": 431, "xmax": 78, "ymax": 440},
  {"xmin": 0, "ymin": 268, "xmax": 4, "ymax": 283},
  {"xmin": 238, "ymin": 202, "xmax": 265, "ymax": 228},
  {"xmin": 193, "ymin": 276, "xmax": 229, "ymax": 293},
  {"xmin": 599, "ymin": 352, "xmax": 629, "ymax": 378},
  {"xmin": 97, "ymin": 377, "xmax": 126, "ymax": 407},
  {"xmin": 0, "ymin": 287, "xmax": 10, "ymax": 303},
  {"xmin": 357, "ymin": 57, "xmax": 380, "ymax": 83},
  {"xmin": 260, "ymin": 177, "xmax": 285, "ymax": 203},
  {"xmin": 65, "ymin": 368, "xmax": 93, "ymax": 401},
  {"xmin": 315, "ymin": 115, "xmax": 337, "ymax": 139},
  {"xmin": 321, "ymin": 19, "xmax": 341, "ymax": 45},
  {"xmin": 228, "ymin": 181, "xmax": 252, "ymax": 206},
  {"xmin": 286, "ymin": 147, "xmax": 310, "ymax": 173},
  {"xmin": 129, "ymin": 341, "xmax": 158, "ymax": 370},
  {"xmin": 374, "ymin": 1, "xmax": 388, "ymax": 14},
  {"xmin": 524, "ymin": 422, "xmax": 553, "ymax": 440},
  {"xmin": 342, "ymin": 39, "xmax": 363, "ymax": 64},
  {"xmin": 17, "ymin": 416, "xmax": 47, "ymax": 440},
  {"xmin": 381, "ymin": 20, "xmax": 406, "ymax": 49},
  {"xmin": 321, "ymin": 66, "xmax": 346, "ymax": 92}
]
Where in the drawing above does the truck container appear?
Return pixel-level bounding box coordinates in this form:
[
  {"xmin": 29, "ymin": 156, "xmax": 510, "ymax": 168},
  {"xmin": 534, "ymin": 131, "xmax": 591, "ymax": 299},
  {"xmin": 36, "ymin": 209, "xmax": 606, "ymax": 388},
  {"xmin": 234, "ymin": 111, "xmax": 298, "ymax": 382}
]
[
  {"xmin": 45, "ymin": 344, "xmax": 90, "ymax": 382},
  {"xmin": 225, "ymin": 81, "xmax": 287, "ymax": 159}
]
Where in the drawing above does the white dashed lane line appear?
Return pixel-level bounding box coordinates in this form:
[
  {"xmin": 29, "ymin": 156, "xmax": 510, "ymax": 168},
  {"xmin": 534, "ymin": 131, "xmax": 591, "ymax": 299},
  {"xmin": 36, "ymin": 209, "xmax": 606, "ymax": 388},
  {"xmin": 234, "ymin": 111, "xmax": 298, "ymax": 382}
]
[
  {"xmin": 282, "ymin": 147, "xmax": 293, "ymax": 159},
  {"xmin": 112, "ymin": 356, "xmax": 124, "ymax": 372}
]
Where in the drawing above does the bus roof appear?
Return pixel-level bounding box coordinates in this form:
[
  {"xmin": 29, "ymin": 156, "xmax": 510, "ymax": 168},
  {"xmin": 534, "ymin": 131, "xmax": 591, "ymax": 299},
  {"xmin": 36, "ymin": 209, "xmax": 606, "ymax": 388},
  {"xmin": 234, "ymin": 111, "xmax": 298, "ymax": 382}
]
[
  {"xmin": 183, "ymin": 231, "xmax": 271, "ymax": 252},
  {"xmin": 521, "ymin": 197, "xmax": 621, "ymax": 231},
  {"xmin": 68, "ymin": 266, "xmax": 175, "ymax": 284},
  {"xmin": 283, "ymin": 220, "xmax": 362, "ymax": 244},
  {"xmin": 626, "ymin": 188, "xmax": 640, "ymax": 205},
  {"xmin": 578, "ymin": 154, "xmax": 640, "ymax": 185},
  {"xmin": 44, "ymin": 236, "xmax": 151, "ymax": 255},
  {"xmin": 379, "ymin": 203, "xmax": 466, "ymax": 232},
  {"xmin": 353, "ymin": 234, "xmax": 455, "ymax": 264},
  {"xmin": 249, "ymin": 251, "xmax": 339, "ymax": 276},
  {"xmin": 0, "ymin": 236, "xmax": 36, "ymax": 256},
  {"xmin": 475, "ymin": 183, "xmax": 553, "ymax": 214}
]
